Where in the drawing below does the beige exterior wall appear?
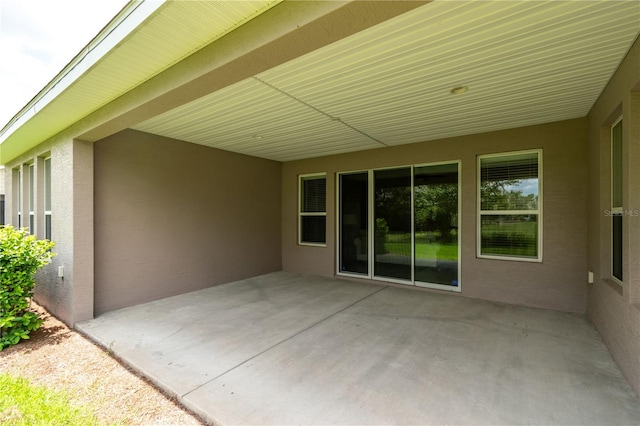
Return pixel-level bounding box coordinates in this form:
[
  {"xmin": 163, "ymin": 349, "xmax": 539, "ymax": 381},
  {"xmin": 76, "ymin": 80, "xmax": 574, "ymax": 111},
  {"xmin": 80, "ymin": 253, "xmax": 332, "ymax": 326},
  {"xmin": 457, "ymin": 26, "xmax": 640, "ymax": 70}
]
[
  {"xmin": 587, "ymin": 36, "xmax": 640, "ymax": 397},
  {"xmin": 93, "ymin": 130, "xmax": 282, "ymax": 315},
  {"xmin": 283, "ymin": 118, "xmax": 589, "ymax": 313},
  {"xmin": 4, "ymin": 138, "xmax": 94, "ymax": 325}
]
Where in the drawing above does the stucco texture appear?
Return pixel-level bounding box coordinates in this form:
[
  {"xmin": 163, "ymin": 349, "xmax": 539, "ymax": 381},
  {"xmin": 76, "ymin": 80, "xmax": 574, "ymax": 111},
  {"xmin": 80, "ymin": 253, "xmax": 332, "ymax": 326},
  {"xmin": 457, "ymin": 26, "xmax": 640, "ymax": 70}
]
[
  {"xmin": 93, "ymin": 130, "xmax": 282, "ymax": 315},
  {"xmin": 282, "ymin": 118, "xmax": 589, "ymax": 314},
  {"xmin": 587, "ymin": 35, "xmax": 640, "ymax": 398}
]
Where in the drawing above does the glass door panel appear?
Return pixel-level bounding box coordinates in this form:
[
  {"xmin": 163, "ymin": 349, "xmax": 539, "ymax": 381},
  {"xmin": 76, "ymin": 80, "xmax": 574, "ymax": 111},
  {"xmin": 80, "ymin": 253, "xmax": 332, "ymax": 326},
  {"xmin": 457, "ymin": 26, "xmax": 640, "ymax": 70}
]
[
  {"xmin": 339, "ymin": 172, "xmax": 369, "ymax": 275},
  {"xmin": 414, "ymin": 163, "xmax": 459, "ymax": 287},
  {"xmin": 374, "ymin": 168, "xmax": 412, "ymax": 281}
]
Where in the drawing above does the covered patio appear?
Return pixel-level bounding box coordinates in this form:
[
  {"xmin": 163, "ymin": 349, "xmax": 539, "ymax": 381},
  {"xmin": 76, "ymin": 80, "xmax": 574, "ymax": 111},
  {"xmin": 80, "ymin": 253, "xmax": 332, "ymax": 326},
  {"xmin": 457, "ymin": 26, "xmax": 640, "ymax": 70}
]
[{"xmin": 77, "ymin": 272, "xmax": 640, "ymax": 425}]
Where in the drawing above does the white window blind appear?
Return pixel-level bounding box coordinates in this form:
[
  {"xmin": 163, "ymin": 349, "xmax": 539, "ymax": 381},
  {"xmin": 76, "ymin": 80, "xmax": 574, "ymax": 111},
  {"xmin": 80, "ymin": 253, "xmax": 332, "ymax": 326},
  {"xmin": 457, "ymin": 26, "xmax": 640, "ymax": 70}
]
[
  {"xmin": 44, "ymin": 157, "xmax": 52, "ymax": 241},
  {"xmin": 478, "ymin": 150, "xmax": 541, "ymax": 261},
  {"xmin": 299, "ymin": 174, "xmax": 326, "ymax": 245},
  {"xmin": 611, "ymin": 118, "xmax": 623, "ymax": 281}
]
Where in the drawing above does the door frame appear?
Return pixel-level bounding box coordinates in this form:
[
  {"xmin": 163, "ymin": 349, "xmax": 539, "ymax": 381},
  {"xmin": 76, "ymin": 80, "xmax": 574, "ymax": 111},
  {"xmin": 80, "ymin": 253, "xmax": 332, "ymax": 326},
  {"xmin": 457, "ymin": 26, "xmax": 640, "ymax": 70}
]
[{"xmin": 336, "ymin": 160, "xmax": 461, "ymax": 292}]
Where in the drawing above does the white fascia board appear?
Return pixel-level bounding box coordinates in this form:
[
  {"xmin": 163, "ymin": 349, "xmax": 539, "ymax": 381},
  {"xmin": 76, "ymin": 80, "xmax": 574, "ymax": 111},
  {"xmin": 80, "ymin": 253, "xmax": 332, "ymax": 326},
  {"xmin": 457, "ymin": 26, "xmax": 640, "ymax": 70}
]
[{"xmin": 0, "ymin": 0, "xmax": 165, "ymax": 145}]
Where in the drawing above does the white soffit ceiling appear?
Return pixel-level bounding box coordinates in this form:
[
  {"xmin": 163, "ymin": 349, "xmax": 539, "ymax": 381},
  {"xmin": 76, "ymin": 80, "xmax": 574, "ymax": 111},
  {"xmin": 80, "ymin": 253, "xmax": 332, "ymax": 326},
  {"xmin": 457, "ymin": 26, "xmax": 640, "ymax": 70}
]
[
  {"xmin": 0, "ymin": 0, "xmax": 280, "ymax": 153},
  {"xmin": 63, "ymin": 0, "xmax": 281, "ymax": 113},
  {"xmin": 134, "ymin": 0, "xmax": 640, "ymax": 162}
]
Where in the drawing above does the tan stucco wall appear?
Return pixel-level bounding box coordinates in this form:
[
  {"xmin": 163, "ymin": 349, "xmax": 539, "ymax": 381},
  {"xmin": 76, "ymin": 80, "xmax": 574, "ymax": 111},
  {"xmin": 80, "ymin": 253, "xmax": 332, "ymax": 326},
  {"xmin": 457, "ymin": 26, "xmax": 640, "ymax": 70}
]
[
  {"xmin": 93, "ymin": 130, "xmax": 282, "ymax": 315},
  {"xmin": 587, "ymin": 35, "xmax": 640, "ymax": 398},
  {"xmin": 3, "ymin": 138, "xmax": 94, "ymax": 325},
  {"xmin": 282, "ymin": 118, "xmax": 589, "ymax": 313}
]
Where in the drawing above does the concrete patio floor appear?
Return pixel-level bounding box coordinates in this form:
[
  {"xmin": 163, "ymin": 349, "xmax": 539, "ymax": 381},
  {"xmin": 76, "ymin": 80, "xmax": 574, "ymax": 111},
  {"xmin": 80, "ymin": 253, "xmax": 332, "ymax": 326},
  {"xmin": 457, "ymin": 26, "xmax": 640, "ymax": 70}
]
[{"xmin": 77, "ymin": 272, "xmax": 640, "ymax": 425}]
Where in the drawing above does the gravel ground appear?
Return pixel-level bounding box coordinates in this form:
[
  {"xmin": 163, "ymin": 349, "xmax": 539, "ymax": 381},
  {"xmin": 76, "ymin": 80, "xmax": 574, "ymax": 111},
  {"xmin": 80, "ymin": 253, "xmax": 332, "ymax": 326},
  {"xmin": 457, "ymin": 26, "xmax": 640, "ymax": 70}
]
[{"xmin": 0, "ymin": 304, "xmax": 204, "ymax": 425}]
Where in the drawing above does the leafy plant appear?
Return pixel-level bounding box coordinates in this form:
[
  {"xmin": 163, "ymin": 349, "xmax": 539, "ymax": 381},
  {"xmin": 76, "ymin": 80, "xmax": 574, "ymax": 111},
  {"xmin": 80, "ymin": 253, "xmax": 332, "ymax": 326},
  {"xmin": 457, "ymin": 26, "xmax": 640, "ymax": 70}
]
[{"xmin": 0, "ymin": 226, "xmax": 55, "ymax": 350}]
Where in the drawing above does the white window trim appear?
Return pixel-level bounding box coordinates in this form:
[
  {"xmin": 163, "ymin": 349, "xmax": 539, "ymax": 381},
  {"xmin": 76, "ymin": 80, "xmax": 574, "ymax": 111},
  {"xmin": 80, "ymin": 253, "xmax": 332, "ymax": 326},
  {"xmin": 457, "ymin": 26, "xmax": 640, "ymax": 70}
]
[
  {"xmin": 15, "ymin": 168, "xmax": 22, "ymax": 228},
  {"xmin": 28, "ymin": 163, "xmax": 35, "ymax": 234},
  {"xmin": 298, "ymin": 173, "xmax": 327, "ymax": 247},
  {"xmin": 477, "ymin": 149, "xmax": 543, "ymax": 263},
  {"xmin": 44, "ymin": 156, "xmax": 52, "ymax": 241},
  {"xmin": 611, "ymin": 116, "xmax": 623, "ymax": 284}
]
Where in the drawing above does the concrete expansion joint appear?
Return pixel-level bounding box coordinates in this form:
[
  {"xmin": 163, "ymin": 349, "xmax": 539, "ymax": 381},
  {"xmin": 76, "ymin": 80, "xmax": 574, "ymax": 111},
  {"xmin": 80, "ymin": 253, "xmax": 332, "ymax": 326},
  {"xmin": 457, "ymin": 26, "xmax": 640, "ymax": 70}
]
[{"xmin": 180, "ymin": 285, "xmax": 389, "ymax": 399}]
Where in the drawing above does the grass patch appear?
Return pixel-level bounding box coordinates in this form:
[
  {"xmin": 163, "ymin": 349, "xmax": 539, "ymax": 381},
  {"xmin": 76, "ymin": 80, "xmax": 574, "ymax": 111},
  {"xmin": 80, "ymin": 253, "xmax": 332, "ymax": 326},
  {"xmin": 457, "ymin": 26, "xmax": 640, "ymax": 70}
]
[{"xmin": 0, "ymin": 374, "xmax": 102, "ymax": 425}]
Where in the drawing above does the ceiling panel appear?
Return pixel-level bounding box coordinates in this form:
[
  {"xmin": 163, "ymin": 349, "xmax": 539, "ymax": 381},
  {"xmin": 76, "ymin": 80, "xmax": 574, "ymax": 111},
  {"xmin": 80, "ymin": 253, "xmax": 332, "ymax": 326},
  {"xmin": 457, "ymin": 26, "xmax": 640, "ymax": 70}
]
[
  {"xmin": 134, "ymin": 0, "xmax": 640, "ymax": 161},
  {"xmin": 134, "ymin": 78, "xmax": 383, "ymax": 161}
]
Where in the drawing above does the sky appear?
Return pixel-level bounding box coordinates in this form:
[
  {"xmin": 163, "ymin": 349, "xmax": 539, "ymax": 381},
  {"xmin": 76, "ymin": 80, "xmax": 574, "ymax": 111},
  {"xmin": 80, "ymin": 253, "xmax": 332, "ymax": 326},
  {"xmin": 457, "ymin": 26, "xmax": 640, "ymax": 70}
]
[{"xmin": 0, "ymin": 0, "xmax": 129, "ymax": 129}]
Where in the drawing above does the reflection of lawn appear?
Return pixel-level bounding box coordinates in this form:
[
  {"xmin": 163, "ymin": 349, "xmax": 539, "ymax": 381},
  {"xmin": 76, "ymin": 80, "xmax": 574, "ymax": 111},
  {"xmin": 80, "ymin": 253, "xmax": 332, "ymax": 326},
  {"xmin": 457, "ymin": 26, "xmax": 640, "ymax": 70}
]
[
  {"xmin": 481, "ymin": 220, "xmax": 537, "ymax": 257},
  {"xmin": 481, "ymin": 220, "xmax": 536, "ymax": 234},
  {"xmin": 481, "ymin": 246, "xmax": 536, "ymax": 257},
  {"xmin": 416, "ymin": 242, "xmax": 458, "ymax": 260},
  {"xmin": 384, "ymin": 233, "xmax": 458, "ymax": 261},
  {"xmin": 385, "ymin": 242, "xmax": 458, "ymax": 261}
]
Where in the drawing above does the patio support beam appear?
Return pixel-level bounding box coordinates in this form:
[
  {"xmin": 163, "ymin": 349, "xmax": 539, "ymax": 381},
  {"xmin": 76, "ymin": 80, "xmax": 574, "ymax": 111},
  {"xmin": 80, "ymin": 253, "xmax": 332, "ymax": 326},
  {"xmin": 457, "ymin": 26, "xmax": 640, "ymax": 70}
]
[{"xmin": 77, "ymin": 1, "xmax": 429, "ymax": 142}]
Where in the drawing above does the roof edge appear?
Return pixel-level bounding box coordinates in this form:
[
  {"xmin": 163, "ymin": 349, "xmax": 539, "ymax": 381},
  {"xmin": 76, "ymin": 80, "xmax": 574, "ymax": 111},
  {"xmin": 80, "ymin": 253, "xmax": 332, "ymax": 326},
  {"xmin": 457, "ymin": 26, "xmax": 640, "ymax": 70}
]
[{"xmin": 0, "ymin": 0, "xmax": 164, "ymax": 162}]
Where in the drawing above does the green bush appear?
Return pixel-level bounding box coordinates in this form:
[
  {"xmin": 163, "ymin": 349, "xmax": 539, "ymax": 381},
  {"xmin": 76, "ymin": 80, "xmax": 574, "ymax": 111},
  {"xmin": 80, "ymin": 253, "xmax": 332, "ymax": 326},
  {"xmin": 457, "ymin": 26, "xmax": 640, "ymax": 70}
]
[{"xmin": 0, "ymin": 226, "xmax": 55, "ymax": 350}]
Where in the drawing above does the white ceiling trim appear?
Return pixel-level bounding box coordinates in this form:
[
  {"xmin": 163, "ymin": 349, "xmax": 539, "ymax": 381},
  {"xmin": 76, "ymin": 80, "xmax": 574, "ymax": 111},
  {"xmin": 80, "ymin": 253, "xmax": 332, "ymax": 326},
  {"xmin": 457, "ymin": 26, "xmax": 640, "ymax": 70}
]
[{"xmin": 133, "ymin": 0, "xmax": 640, "ymax": 162}]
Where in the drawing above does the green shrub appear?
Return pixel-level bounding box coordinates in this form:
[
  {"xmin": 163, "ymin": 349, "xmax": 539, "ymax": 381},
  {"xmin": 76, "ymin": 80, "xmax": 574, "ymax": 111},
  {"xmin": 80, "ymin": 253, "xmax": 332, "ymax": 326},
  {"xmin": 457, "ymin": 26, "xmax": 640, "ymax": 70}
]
[{"xmin": 0, "ymin": 226, "xmax": 55, "ymax": 350}]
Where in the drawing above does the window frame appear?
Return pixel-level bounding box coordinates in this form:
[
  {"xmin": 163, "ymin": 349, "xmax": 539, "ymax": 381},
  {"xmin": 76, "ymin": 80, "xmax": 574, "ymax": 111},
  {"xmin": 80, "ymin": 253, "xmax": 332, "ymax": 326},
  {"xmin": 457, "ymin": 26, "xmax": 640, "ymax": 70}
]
[
  {"xmin": 28, "ymin": 163, "xmax": 35, "ymax": 234},
  {"xmin": 336, "ymin": 169, "xmax": 371, "ymax": 278},
  {"xmin": 298, "ymin": 173, "xmax": 327, "ymax": 247},
  {"xmin": 477, "ymin": 149, "xmax": 543, "ymax": 262},
  {"xmin": 611, "ymin": 116, "xmax": 623, "ymax": 283},
  {"xmin": 44, "ymin": 156, "xmax": 52, "ymax": 241},
  {"xmin": 14, "ymin": 167, "xmax": 22, "ymax": 228},
  {"xmin": 335, "ymin": 160, "xmax": 462, "ymax": 293}
]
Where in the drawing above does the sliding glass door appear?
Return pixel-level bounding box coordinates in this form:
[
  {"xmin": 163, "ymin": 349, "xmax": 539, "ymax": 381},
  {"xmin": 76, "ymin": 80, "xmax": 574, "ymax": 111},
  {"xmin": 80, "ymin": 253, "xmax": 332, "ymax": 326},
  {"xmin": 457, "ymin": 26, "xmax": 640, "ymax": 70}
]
[
  {"xmin": 414, "ymin": 163, "xmax": 459, "ymax": 287},
  {"xmin": 339, "ymin": 172, "xmax": 369, "ymax": 275},
  {"xmin": 374, "ymin": 168, "xmax": 412, "ymax": 281},
  {"xmin": 338, "ymin": 162, "xmax": 460, "ymax": 291}
]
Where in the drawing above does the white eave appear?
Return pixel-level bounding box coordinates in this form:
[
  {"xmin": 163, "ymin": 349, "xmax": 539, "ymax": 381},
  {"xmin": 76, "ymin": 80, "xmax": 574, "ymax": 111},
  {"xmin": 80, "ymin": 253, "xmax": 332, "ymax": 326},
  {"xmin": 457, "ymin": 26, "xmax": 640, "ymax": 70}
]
[
  {"xmin": 0, "ymin": 1, "xmax": 158, "ymax": 139},
  {"xmin": 0, "ymin": 0, "xmax": 282, "ymax": 163},
  {"xmin": 0, "ymin": 0, "xmax": 638, "ymax": 164}
]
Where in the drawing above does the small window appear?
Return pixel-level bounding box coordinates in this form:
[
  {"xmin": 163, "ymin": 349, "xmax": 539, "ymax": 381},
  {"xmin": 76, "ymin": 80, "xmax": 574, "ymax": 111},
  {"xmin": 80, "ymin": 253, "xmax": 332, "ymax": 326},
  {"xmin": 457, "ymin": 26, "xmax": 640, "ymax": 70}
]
[
  {"xmin": 44, "ymin": 157, "xmax": 52, "ymax": 240},
  {"xmin": 15, "ymin": 168, "xmax": 22, "ymax": 228},
  {"xmin": 611, "ymin": 117, "xmax": 623, "ymax": 282},
  {"xmin": 28, "ymin": 163, "xmax": 35, "ymax": 234},
  {"xmin": 478, "ymin": 150, "xmax": 542, "ymax": 261},
  {"xmin": 299, "ymin": 174, "xmax": 326, "ymax": 245}
]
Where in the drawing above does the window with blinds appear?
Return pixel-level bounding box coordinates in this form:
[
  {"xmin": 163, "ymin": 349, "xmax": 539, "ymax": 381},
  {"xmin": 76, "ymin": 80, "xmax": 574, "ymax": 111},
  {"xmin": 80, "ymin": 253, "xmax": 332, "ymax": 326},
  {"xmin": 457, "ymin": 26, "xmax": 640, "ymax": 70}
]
[
  {"xmin": 299, "ymin": 174, "xmax": 326, "ymax": 245},
  {"xmin": 478, "ymin": 150, "xmax": 541, "ymax": 261},
  {"xmin": 28, "ymin": 163, "xmax": 35, "ymax": 234},
  {"xmin": 15, "ymin": 168, "xmax": 22, "ymax": 228},
  {"xmin": 611, "ymin": 118, "xmax": 623, "ymax": 282},
  {"xmin": 44, "ymin": 157, "xmax": 52, "ymax": 241}
]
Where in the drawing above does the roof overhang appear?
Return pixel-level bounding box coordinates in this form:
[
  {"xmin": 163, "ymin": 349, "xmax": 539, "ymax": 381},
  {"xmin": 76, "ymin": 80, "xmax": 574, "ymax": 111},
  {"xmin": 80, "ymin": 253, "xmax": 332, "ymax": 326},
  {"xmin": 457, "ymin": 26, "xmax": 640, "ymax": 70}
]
[
  {"xmin": 0, "ymin": 0, "xmax": 287, "ymax": 163},
  {"xmin": 1, "ymin": 0, "xmax": 638, "ymax": 164}
]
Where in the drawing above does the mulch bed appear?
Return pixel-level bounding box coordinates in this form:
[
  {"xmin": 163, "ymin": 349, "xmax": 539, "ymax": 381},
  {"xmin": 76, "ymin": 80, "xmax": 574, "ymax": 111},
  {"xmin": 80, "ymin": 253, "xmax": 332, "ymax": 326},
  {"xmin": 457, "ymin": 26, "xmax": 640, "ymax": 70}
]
[{"xmin": 0, "ymin": 304, "xmax": 204, "ymax": 425}]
